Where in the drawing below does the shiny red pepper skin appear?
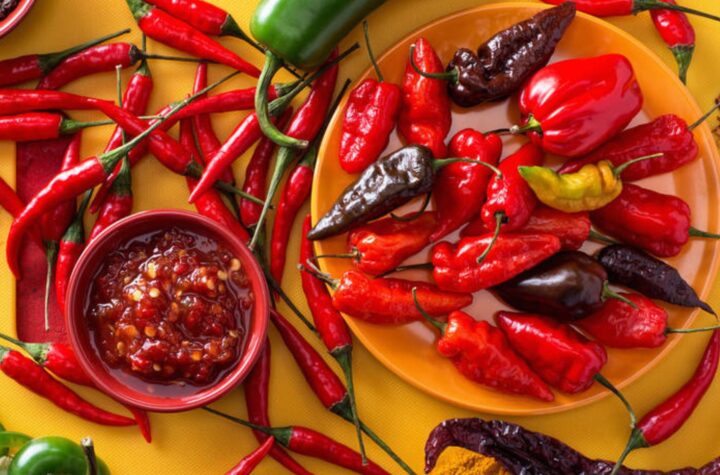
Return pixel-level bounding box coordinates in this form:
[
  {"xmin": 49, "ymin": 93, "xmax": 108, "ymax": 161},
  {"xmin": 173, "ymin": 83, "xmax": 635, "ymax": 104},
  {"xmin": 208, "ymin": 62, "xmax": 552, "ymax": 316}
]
[
  {"xmin": 437, "ymin": 311, "xmax": 554, "ymax": 401},
  {"xmin": 226, "ymin": 436, "xmax": 274, "ymax": 475},
  {"xmin": 172, "ymin": 86, "xmax": 278, "ymax": 121},
  {"xmin": 88, "ymin": 160, "xmax": 132, "ymax": 242},
  {"xmin": 0, "ymin": 89, "xmax": 108, "ymax": 115},
  {"xmin": 462, "ymin": 205, "xmax": 590, "ymax": 251},
  {"xmin": 475, "ymin": 142, "xmax": 542, "ymax": 233},
  {"xmin": 346, "ymin": 212, "xmax": 437, "ymax": 276},
  {"xmin": 650, "ymin": 0, "xmax": 695, "ymax": 83},
  {"xmin": 0, "ymin": 177, "xmax": 24, "ymax": 217},
  {"xmin": 0, "ymin": 113, "xmax": 65, "ymax": 142},
  {"xmin": 518, "ymin": 54, "xmax": 643, "ymax": 157},
  {"xmin": 146, "ymin": 0, "xmax": 230, "ymax": 36},
  {"xmin": 37, "ymin": 43, "xmax": 142, "ymax": 90},
  {"xmin": 127, "ymin": 0, "xmax": 260, "ymax": 77},
  {"xmin": 431, "ymin": 233, "xmax": 561, "ymax": 292},
  {"xmin": 191, "ymin": 63, "xmax": 230, "ymax": 180},
  {"xmin": 541, "ymin": 0, "xmax": 633, "ymax": 16},
  {"xmin": 0, "ymin": 55, "xmax": 46, "ymax": 87},
  {"xmin": 558, "ymin": 114, "xmax": 698, "ymax": 181},
  {"xmin": 333, "ymin": 270, "xmax": 473, "ymax": 325},
  {"xmin": 579, "ymin": 292, "xmax": 669, "ymax": 348},
  {"xmin": 41, "ymin": 133, "xmax": 81, "ymax": 243},
  {"xmin": 431, "ymin": 129, "xmax": 503, "ymax": 242},
  {"xmin": 399, "ymin": 37, "xmax": 452, "ymax": 158},
  {"xmin": 243, "ymin": 343, "xmax": 311, "ymax": 475},
  {"xmin": 590, "ymin": 183, "xmax": 694, "ymax": 257},
  {"xmin": 55, "ymin": 239, "xmax": 83, "ymax": 316},
  {"xmin": 340, "ymin": 78, "xmax": 402, "ymax": 173},
  {"xmin": 496, "ymin": 312, "xmax": 607, "ymax": 393}
]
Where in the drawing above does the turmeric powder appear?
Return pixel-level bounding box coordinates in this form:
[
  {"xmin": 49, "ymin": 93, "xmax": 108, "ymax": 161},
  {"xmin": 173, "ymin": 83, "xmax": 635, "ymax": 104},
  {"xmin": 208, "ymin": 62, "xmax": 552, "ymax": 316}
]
[{"xmin": 430, "ymin": 447, "xmax": 510, "ymax": 475}]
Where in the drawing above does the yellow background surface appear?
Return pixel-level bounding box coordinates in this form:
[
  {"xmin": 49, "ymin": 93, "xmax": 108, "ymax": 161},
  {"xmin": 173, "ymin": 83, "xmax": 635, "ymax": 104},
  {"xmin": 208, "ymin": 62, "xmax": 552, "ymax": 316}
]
[{"xmin": 1, "ymin": 1, "xmax": 720, "ymax": 474}]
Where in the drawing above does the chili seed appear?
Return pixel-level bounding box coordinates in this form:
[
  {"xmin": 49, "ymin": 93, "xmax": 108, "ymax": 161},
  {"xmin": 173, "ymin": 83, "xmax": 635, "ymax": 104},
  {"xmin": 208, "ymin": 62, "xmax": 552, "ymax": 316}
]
[
  {"xmin": 230, "ymin": 258, "xmax": 241, "ymax": 271},
  {"xmin": 217, "ymin": 270, "xmax": 228, "ymax": 281},
  {"xmin": 144, "ymin": 326, "xmax": 157, "ymax": 338},
  {"xmin": 149, "ymin": 288, "xmax": 160, "ymax": 298}
]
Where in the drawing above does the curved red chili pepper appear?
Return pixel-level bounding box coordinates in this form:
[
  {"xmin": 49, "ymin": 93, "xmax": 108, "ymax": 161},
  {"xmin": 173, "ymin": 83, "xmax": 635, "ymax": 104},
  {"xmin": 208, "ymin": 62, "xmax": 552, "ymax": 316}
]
[
  {"xmin": 541, "ymin": 0, "xmax": 720, "ymax": 23},
  {"xmin": 650, "ymin": 0, "xmax": 695, "ymax": 84},
  {"xmin": 0, "ymin": 176, "xmax": 25, "ymax": 217},
  {"xmin": 516, "ymin": 54, "xmax": 643, "ymax": 157},
  {"xmin": 89, "ymin": 158, "xmax": 133, "ymax": 242},
  {"xmin": 171, "ymin": 86, "xmax": 280, "ymax": 121},
  {"xmin": 55, "ymin": 190, "xmax": 90, "ymax": 316},
  {"xmin": 0, "ymin": 346, "xmax": 136, "ymax": 426},
  {"xmin": 243, "ymin": 342, "xmax": 313, "ymax": 475},
  {"xmin": 398, "ymin": 37, "xmax": 451, "ymax": 158},
  {"xmin": 226, "ymin": 436, "xmax": 274, "ymax": 475},
  {"xmin": 126, "ymin": 0, "xmax": 260, "ymax": 77},
  {"xmin": 0, "ymin": 89, "xmax": 109, "ymax": 115},
  {"xmin": 431, "ymin": 129, "xmax": 502, "ymax": 241}
]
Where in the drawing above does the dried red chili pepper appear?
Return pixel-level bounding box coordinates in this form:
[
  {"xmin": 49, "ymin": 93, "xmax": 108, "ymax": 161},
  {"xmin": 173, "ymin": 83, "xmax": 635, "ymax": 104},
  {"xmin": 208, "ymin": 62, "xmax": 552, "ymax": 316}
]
[
  {"xmin": 431, "ymin": 129, "xmax": 503, "ymax": 242},
  {"xmin": 339, "ymin": 21, "xmax": 401, "ymax": 174},
  {"xmin": 496, "ymin": 312, "xmax": 607, "ymax": 393},
  {"xmin": 0, "ymin": 345, "xmax": 136, "ymax": 426},
  {"xmin": 462, "ymin": 205, "xmax": 590, "ymax": 251},
  {"xmin": 204, "ymin": 407, "xmax": 390, "ymax": 475},
  {"xmin": 226, "ymin": 436, "xmax": 274, "ymax": 475},
  {"xmin": 0, "ymin": 89, "xmax": 109, "ymax": 116},
  {"xmin": 0, "ymin": 113, "xmax": 110, "ymax": 142},
  {"xmin": 541, "ymin": 0, "xmax": 720, "ymax": 23},
  {"xmin": 590, "ymin": 183, "xmax": 720, "ymax": 258},
  {"xmin": 55, "ymin": 191, "xmax": 91, "ymax": 317},
  {"xmin": 89, "ymin": 157, "xmax": 133, "ymax": 242},
  {"xmin": 398, "ymin": 37, "xmax": 451, "ymax": 158},
  {"xmin": 511, "ymin": 54, "xmax": 643, "ymax": 157},
  {"xmin": 125, "ymin": 0, "xmax": 260, "ymax": 77},
  {"xmin": 431, "ymin": 233, "xmax": 561, "ymax": 293},
  {"xmin": 243, "ymin": 342, "xmax": 312, "ymax": 475},
  {"xmin": 610, "ymin": 330, "xmax": 720, "ymax": 475},
  {"xmin": 650, "ymin": 0, "xmax": 695, "ymax": 84},
  {"xmin": 412, "ymin": 292, "xmax": 554, "ymax": 401},
  {"xmin": 0, "ymin": 29, "xmax": 130, "ymax": 87}
]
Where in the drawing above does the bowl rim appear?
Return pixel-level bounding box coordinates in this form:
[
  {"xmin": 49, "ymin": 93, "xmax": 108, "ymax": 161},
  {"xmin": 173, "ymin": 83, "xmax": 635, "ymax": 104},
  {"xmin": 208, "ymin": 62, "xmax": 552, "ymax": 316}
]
[
  {"xmin": 0, "ymin": 0, "xmax": 36, "ymax": 39},
  {"xmin": 65, "ymin": 209, "xmax": 269, "ymax": 412}
]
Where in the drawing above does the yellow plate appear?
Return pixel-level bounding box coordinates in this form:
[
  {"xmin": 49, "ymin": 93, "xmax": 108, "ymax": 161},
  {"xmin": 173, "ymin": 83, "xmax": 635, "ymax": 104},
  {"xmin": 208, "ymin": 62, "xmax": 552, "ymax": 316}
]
[{"xmin": 312, "ymin": 2, "xmax": 720, "ymax": 415}]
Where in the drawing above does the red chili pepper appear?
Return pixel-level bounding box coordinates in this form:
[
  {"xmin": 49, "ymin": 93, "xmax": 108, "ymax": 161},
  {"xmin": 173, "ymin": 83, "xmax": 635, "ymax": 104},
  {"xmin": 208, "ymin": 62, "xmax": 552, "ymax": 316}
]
[
  {"xmin": 650, "ymin": 0, "xmax": 695, "ymax": 84},
  {"xmin": 243, "ymin": 342, "xmax": 312, "ymax": 475},
  {"xmin": 0, "ymin": 89, "xmax": 109, "ymax": 115},
  {"xmin": 336, "ymin": 212, "xmax": 436, "ymax": 276},
  {"xmin": 462, "ymin": 205, "xmax": 590, "ymax": 251},
  {"xmin": 557, "ymin": 114, "xmax": 699, "ymax": 181},
  {"xmin": 0, "ymin": 29, "xmax": 131, "ymax": 87},
  {"xmin": 540, "ymin": 0, "xmax": 720, "ymax": 22},
  {"xmin": 226, "ymin": 436, "xmax": 274, "ymax": 475},
  {"xmin": 125, "ymin": 0, "xmax": 260, "ymax": 77},
  {"xmin": 0, "ymin": 176, "xmax": 24, "ymax": 217},
  {"xmin": 55, "ymin": 191, "xmax": 90, "ymax": 317},
  {"xmin": 398, "ymin": 37, "xmax": 452, "ymax": 158},
  {"xmin": 171, "ymin": 85, "xmax": 281, "ymax": 121},
  {"xmin": 0, "ymin": 113, "xmax": 109, "ymax": 142},
  {"xmin": 240, "ymin": 109, "xmax": 293, "ymax": 228},
  {"xmin": 610, "ymin": 330, "xmax": 720, "ymax": 474},
  {"xmin": 89, "ymin": 157, "xmax": 133, "ymax": 242},
  {"xmin": 431, "ymin": 129, "xmax": 503, "ymax": 241},
  {"xmin": 328, "ymin": 270, "xmax": 473, "ymax": 325},
  {"xmin": 0, "ymin": 346, "xmax": 136, "ymax": 426},
  {"xmin": 514, "ymin": 54, "xmax": 643, "ymax": 157},
  {"xmin": 590, "ymin": 183, "xmax": 720, "ymax": 257},
  {"xmin": 339, "ymin": 22, "xmax": 402, "ymax": 174},
  {"xmin": 496, "ymin": 312, "xmax": 607, "ymax": 393},
  {"xmin": 431, "ymin": 233, "xmax": 561, "ymax": 292}
]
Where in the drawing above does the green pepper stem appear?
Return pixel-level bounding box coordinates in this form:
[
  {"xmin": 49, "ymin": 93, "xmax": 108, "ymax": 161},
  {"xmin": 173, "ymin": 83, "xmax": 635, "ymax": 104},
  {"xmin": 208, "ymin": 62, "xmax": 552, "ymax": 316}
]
[
  {"xmin": 185, "ymin": 161, "xmax": 267, "ymax": 206},
  {"xmin": 602, "ymin": 282, "xmax": 638, "ymax": 309},
  {"xmin": 667, "ymin": 324, "xmax": 720, "ymax": 334},
  {"xmin": 510, "ymin": 115, "xmax": 542, "ymax": 136},
  {"xmin": 263, "ymin": 267, "xmax": 318, "ymax": 334},
  {"xmin": 409, "ymin": 44, "xmax": 458, "ymax": 83},
  {"xmin": 476, "ymin": 213, "xmax": 503, "ymax": 264},
  {"xmin": 433, "ymin": 157, "xmax": 502, "ymax": 178},
  {"xmin": 363, "ymin": 20, "xmax": 384, "ymax": 82},
  {"xmin": 334, "ymin": 350, "xmax": 367, "ymax": 465},
  {"xmin": 688, "ymin": 101, "xmax": 720, "ymax": 131},
  {"xmin": 377, "ymin": 262, "xmax": 433, "ymax": 278},
  {"xmin": 43, "ymin": 241, "xmax": 59, "ymax": 332},
  {"xmin": 589, "ymin": 229, "xmax": 617, "ymax": 245},
  {"xmin": 594, "ymin": 373, "xmax": 638, "ymax": 428},
  {"xmin": 688, "ymin": 226, "xmax": 720, "ymax": 239},
  {"xmin": 41, "ymin": 28, "xmax": 131, "ymax": 73},
  {"xmin": 412, "ymin": 287, "xmax": 447, "ymax": 333},
  {"xmin": 391, "ymin": 193, "xmax": 432, "ymax": 222},
  {"xmin": 671, "ymin": 45, "xmax": 694, "ymax": 85},
  {"xmin": 60, "ymin": 118, "xmax": 115, "ymax": 135},
  {"xmin": 201, "ymin": 407, "xmax": 292, "ymax": 447},
  {"xmin": 315, "ymin": 250, "xmax": 360, "ymax": 261},
  {"xmin": 484, "ymin": 128, "xmax": 512, "ymax": 136},
  {"xmin": 82, "ymin": 437, "xmax": 98, "ymax": 475},
  {"xmin": 298, "ymin": 261, "xmax": 339, "ymax": 290},
  {"xmin": 62, "ymin": 190, "xmax": 92, "ymax": 245},
  {"xmin": 635, "ymin": 0, "xmax": 720, "ymax": 23},
  {"xmin": 613, "ymin": 153, "xmax": 664, "ymax": 177},
  {"xmin": 358, "ymin": 420, "xmax": 416, "ymax": 475},
  {"xmin": 609, "ymin": 427, "xmax": 649, "ymax": 475},
  {"xmin": 0, "ymin": 333, "xmax": 48, "ymax": 363}
]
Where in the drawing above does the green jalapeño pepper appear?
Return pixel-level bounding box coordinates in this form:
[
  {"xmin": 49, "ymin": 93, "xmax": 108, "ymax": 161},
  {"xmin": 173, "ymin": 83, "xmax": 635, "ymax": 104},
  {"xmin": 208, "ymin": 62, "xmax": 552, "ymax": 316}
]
[
  {"xmin": 8, "ymin": 437, "xmax": 110, "ymax": 475},
  {"xmin": 251, "ymin": 0, "xmax": 385, "ymax": 149}
]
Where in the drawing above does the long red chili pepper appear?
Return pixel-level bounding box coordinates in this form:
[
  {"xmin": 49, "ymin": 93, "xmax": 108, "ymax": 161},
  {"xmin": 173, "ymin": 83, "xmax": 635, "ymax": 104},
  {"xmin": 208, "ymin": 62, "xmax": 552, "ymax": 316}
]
[
  {"xmin": 0, "ymin": 113, "xmax": 110, "ymax": 142},
  {"xmin": 240, "ymin": 109, "xmax": 293, "ymax": 229},
  {"xmin": 0, "ymin": 89, "xmax": 109, "ymax": 115},
  {"xmin": 0, "ymin": 176, "xmax": 24, "ymax": 217},
  {"xmin": 6, "ymin": 72, "xmax": 235, "ymax": 278},
  {"xmin": 243, "ymin": 342, "xmax": 313, "ymax": 475},
  {"xmin": 541, "ymin": 0, "xmax": 720, "ymax": 22},
  {"xmin": 55, "ymin": 190, "xmax": 91, "ymax": 317},
  {"xmin": 0, "ymin": 29, "xmax": 131, "ymax": 87},
  {"xmin": 226, "ymin": 437, "xmax": 274, "ymax": 475},
  {"xmin": 650, "ymin": 0, "xmax": 695, "ymax": 84},
  {"xmin": 399, "ymin": 38, "xmax": 452, "ymax": 158},
  {"xmin": 89, "ymin": 157, "xmax": 133, "ymax": 241},
  {"xmin": 0, "ymin": 333, "xmax": 152, "ymax": 442},
  {"xmin": 125, "ymin": 0, "xmax": 260, "ymax": 77},
  {"xmin": 170, "ymin": 85, "xmax": 283, "ymax": 121},
  {"xmin": 610, "ymin": 330, "xmax": 720, "ymax": 475},
  {"xmin": 0, "ymin": 345, "xmax": 136, "ymax": 426}
]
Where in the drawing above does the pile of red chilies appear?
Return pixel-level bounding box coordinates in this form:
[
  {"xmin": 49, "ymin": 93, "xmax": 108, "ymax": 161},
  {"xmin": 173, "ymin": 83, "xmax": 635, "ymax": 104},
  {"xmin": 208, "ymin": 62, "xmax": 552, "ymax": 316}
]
[{"xmin": 0, "ymin": 0, "xmax": 419, "ymax": 474}]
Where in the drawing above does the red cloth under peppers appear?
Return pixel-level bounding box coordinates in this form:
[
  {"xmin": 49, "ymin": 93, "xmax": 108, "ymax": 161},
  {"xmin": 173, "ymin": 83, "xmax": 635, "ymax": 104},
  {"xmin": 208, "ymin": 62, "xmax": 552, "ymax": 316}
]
[
  {"xmin": 517, "ymin": 54, "xmax": 643, "ymax": 157},
  {"xmin": 436, "ymin": 311, "xmax": 554, "ymax": 401},
  {"xmin": 496, "ymin": 312, "xmax": 607, "ymax": 394},
  {"xmin": 398, "ymin": 37, "xmax": 452, "ymax": 158},
  {"xmin": 332, "ymin": 270, "xmax": 472, "ymax": 325},
  {"xmin": 558, "ymin": 114, "xmax": 699, "ymax": 181},
  {"xmin": 431, "ymin": 129, "xmax": 503, "ymax": 242}
]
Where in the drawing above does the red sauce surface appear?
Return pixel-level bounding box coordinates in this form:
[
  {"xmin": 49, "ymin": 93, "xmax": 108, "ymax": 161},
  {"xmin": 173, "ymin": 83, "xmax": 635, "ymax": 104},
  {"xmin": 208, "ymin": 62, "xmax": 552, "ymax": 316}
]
[{"xmin": 87, "ymin": 227, "xmax": 253, "ymax": 388}]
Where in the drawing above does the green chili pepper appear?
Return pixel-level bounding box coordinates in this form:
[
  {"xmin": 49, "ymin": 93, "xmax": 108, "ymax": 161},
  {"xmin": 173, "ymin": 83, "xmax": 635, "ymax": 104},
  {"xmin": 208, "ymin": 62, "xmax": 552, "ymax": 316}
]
[
  {"xmin": 8, "ymin": 437, "xmax": 110, "ymax": 475},
  {"xmin": 250, "ymin": 0, "xmax": 385, "ymax": 149},
  {"xmin": 0, "ymin": 432, "xmax": 31, "ymax": 455}
]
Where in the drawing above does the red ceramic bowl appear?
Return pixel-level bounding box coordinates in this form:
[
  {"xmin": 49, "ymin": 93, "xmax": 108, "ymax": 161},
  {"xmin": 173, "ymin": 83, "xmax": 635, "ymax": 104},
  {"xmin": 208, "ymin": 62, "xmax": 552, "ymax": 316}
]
[
  {"xmin": 66, "ymin": 209, "xmax": 269, "ymax": 412},
  {"xmin": 0, "ymin": 0, "xmax": 35, "ymax": 38}
]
